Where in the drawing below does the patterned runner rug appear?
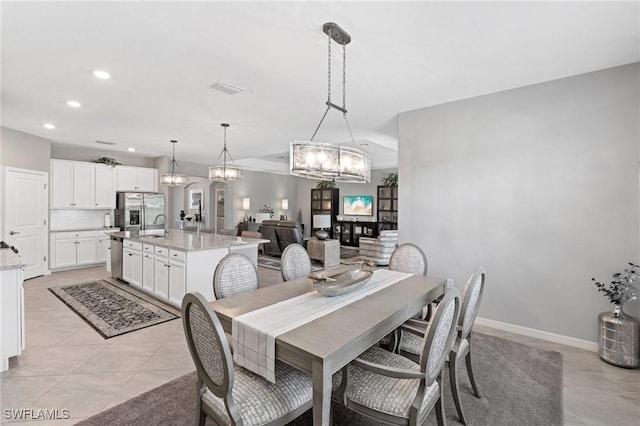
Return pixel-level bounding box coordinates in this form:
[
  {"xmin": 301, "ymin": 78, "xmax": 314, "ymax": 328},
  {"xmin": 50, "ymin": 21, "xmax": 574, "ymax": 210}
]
[{"xmin": 49, "ymin": 280, "xmax": 178, "ymax": 339}]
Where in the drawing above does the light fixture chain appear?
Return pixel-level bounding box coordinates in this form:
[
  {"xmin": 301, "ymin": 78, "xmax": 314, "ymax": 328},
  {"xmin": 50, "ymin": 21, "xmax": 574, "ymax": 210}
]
[
  {"xmin": 343, "ymin": 43, "xmax": 347, "ymax": 115},
  {"xmin": 327, "ymin": 29, "xmax": 332, "ymax": 103}
]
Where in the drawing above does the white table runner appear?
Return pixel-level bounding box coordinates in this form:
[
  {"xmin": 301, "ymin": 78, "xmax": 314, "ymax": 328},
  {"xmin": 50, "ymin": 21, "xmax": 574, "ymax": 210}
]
[{"xmin": 232, "ymin": 269, "xmax": 412, "ymax": 382}]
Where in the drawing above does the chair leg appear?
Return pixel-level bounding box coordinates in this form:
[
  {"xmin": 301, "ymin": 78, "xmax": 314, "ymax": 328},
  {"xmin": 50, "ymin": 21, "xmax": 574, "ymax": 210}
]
[
  {"xmin": 465, "ymin": 351, "xmax": 482, "ymax": 398},
  {"xmin": 197, "ymin": 408, "xmax": 206, "ymax": 426},
  {"xmin": 435, "ymin": 394, "xmax": 446, "ymax": 426},
  {"xmin": 449, "ymin": 355, "xmax": 467, "ymax": 425}
]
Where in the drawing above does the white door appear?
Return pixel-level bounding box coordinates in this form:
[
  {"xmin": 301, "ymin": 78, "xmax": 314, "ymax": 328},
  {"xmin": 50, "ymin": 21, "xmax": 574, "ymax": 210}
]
[
  {"xmin": 154, "ymin": 256, "xmax": 169, "ymax": 300},
  {"xmin": 136, "ymin": 168, "xmax": 157, "ymax": 192},
  {"xmin": 116, "ymin": 166, "xmax": 139, "ymax": 191},
  {"xmin": 142, "ymin": 252, "xmax": 155, "ymax": 292},
  {"xmin": 72, "ymin": 163, "xmax": 95, "ymax": 208},
  {"xmin": 50, "ymin": 161, "xmax": 74, "ymax": 208},
  {"xmin": 52, "ymin": 237, "xmax": 77, "ymax": 269},
  {"xmin": 76, "ymin": 237, "xmax": 97, "ymax": 265},
  {"xmin": 5, "ymin": 168, "xmax": 48, "ymax": 279},
  {"xmin": 168, "ymin": 259, "xmax": 186, "ymax": 306}
]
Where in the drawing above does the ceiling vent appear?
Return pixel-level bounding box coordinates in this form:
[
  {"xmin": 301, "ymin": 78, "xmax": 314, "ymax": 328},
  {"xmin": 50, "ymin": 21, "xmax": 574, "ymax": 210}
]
[
  {"xmin": 95, "ymin": 140, "xmax": 116, "ymax": 145},
  {"xmin": 208, "ymin": 80, "xmax": 245, "ymax": 95}
]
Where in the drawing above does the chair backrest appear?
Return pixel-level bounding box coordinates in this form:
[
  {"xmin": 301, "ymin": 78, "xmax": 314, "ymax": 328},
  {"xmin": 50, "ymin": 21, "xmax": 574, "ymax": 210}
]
[
  {"xmin": 419, "ymin": 289, "xmax": 461, "ymax": 385},
  {"xmin": 460, "ymin": 267, "xmax": 486, "ymax": 339},
  {"xmin": 213, "ymin": 253, "xmax": 258, "ymax": 300},
  {"xmin": 281, "ymin": 243, "xmax": 312, "ymax": 281},
  {"xmin": 389, "ymin": 243, "xmax": 428, "ymax": 276},
  {"xmin": 182, "ymin": 292, "xmax": 234, "ymax": 400}
]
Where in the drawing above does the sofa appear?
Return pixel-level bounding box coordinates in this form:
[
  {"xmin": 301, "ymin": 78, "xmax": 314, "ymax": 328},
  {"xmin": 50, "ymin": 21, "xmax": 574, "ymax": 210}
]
[
  {"xmin": 259, "ymin": 220, "xmax": 305, "ymax": 257},
  {"xmin": 358, "ymin": 230, "xmax": 399, "ymax": 266}
]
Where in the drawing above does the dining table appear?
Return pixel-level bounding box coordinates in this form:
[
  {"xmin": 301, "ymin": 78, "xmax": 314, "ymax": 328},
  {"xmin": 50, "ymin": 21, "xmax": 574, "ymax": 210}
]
[{"xmin": 209, "ymin": 264, "xmax": 447, "ymax": 426}]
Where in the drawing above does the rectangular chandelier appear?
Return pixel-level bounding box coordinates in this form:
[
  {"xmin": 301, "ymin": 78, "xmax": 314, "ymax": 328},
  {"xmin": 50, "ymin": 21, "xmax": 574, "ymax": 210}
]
[{"xmin": 290, "ymin": 141, "xmax": 371, "ymax": 183}]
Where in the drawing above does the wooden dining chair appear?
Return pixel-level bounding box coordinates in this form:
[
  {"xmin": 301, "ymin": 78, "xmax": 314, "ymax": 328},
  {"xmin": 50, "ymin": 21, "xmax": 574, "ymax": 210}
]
[
  {"xmin": 280, "ymin": 243, "xmax": 312, "ymax": 282},
  {"xmin": 213, "ymin": 253, "xmax": 258, "ymax": 300},
  {"xmin": 182, "ymin": 292, "xmax": 313, "ymax": 426},
  {"xmin": 398, "ymin": 267, "xmax": 486, "ymax": 425},
  {"xmin": 334, "ymin": 289, "xmax": 461, "ymax": 426}
]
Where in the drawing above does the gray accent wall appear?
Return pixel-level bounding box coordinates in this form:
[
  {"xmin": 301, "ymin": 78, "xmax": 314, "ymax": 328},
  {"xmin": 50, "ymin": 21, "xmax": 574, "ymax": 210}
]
[
  {"xmin": 50, "ymin": 143, "xmax": 156, "ymax": 167},
  {"xmin": 398, "ymin": 63, "xmax": 639, "ymax": 342},
  {"xmin": 0, "ymin": 126, "xmax": 51, "ymax": 172}
]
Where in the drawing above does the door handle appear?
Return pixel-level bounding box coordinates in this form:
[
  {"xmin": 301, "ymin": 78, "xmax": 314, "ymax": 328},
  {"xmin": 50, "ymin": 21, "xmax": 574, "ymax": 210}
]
[{"xmin": 9, "ymin": 231, "xmax": 20, "ymax": 235}]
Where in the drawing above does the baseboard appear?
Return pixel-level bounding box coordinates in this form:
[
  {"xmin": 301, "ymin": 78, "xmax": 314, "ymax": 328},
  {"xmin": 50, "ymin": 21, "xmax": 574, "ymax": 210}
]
[{"xmin": 475, "ymin": 316, "xmax": 599, "ymax": 352}]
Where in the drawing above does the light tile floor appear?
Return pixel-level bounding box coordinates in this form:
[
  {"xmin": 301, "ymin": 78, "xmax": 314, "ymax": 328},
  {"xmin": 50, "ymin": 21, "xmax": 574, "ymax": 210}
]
[{"xmin": 1, "ymin": 266, "xmax": 638, "ymax": 425}]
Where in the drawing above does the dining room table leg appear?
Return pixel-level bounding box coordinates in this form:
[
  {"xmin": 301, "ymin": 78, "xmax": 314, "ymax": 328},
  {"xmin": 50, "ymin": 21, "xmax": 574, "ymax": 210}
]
[{"xmin": 312, "ymin": 359, "xmax": 332, "ymax": 426}]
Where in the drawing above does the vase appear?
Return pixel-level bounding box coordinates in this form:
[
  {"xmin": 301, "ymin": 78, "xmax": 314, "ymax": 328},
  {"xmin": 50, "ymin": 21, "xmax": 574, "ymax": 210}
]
[{"xmin": 598, "ymin": 304, "xmax": 640, "ymax": 368}]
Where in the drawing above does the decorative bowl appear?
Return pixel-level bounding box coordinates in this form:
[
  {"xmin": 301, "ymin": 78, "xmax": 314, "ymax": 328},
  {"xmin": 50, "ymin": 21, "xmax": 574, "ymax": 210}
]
[{"xmin": 308, "ymin": 269, "xmax": 373, "ymax": 297}]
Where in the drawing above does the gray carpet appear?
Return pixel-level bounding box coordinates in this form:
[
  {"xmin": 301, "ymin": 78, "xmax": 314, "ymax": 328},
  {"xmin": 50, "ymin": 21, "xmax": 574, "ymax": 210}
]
[
  {"xmin": 76, "ymin": 333, "xmax": 562, "ymax": 425},
  {"xmin": 49, "ymin": 280, "xmax": 177, "ymax": 339}
]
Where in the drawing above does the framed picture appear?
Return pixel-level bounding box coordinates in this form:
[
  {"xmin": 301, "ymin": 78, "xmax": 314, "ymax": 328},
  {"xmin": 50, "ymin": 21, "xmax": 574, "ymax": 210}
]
[{"xmin": 189, "ymin": 189, "xmax": 203, "ymax": 210}]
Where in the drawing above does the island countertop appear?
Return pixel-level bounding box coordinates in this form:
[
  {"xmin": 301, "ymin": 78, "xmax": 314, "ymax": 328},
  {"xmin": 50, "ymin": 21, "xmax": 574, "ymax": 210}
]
[
  {"xmin": 0, "ymin": 248, "xmax": 26, "ymax": 270},
  {"xmin": 112, "ymin": 230, "xmax": 269, "ymax": 252}
]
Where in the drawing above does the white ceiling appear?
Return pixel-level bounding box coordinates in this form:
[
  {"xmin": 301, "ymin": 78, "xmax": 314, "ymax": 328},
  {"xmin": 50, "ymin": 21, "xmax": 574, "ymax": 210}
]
[{"xmin": 2, "ymin": 1, "xmax": 638, "ymax": 173}]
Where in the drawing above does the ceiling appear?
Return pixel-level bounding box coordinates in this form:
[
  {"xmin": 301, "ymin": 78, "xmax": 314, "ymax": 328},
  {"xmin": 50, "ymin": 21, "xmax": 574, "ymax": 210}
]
[{"xmin": 2, "ymin": 1, "xmax": 638, "ymax": 173}]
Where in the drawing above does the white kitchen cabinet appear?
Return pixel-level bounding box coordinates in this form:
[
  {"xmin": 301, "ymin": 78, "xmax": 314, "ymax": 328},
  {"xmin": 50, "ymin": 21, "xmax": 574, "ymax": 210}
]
[
  {"xmin": 154, "ymin": 253, "xmax": 169, "ymax": 300},
  {"xmin": 1, "ymin": 266, "xmax": 24, "ymax": 372},
  {"xmin": 51, "ymin": 160, "xmax": 95, "ymax": 209},
  {"xmin": 123, "ymin": 247, "xmax": 143, "ymax": 288},
  {"xmin": 97, "ymin": 236, "xmax": 111, "ymax": 263},
  {"xmin": 142, "ymin": 244, "xmax": 154, "ymax": 293},
  {"xmin": 168, "ymin": 251, "xmax": 186, "ymax": 306},
  {"xmin": 94, "ymin": 164, "xmax": 116, "ymax": 208},
  {"xmin": 50, "ymin": 231, "xmax": 98, "ymax": 269},
  {"xmin": 116, "ymin": 166, "xmax": 158, "ymax": 192}
]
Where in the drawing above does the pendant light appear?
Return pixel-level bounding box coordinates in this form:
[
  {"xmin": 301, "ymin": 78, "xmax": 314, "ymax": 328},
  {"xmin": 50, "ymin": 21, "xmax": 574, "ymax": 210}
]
[
  {"xmin": 160, "ymin": 140, "xmax": 187, "ymax": 186},
  {"xmin": 209, "ymin": 123, "xmax": 243, "ymax": 181},
  {"xmin": 290, "ymin": 22, "xmax": 371, "ymax": 183}
]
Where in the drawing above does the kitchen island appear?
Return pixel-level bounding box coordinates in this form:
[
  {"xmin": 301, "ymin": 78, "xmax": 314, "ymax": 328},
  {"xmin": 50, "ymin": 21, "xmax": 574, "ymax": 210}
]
[
  {"xmin": 112, "ymin": 230, "xmax": 268, "ymax": 307},
  {"xmin": 1, "ymin": 247, "xmax": 26, "ymax": 372}
]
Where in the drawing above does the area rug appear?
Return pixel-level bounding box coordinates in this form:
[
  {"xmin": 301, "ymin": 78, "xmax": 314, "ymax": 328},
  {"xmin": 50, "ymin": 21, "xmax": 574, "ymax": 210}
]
[
  {"xmin": 49, "ymin": 280, "xmax": 178, "ymax": 339},
  {"xmin": 76, "ymin": 332, "xmax": 563, "ymax": 425}
]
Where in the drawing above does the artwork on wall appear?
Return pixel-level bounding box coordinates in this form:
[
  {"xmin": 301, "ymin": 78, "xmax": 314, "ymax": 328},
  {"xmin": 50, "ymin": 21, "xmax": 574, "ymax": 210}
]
[
  {"xmin": 189, "ymin": 189, "xmax": 203, "ymax": 210},
  {"xmin": 343, "ymin": 195, "xmax": 373, "ymax": 216}
]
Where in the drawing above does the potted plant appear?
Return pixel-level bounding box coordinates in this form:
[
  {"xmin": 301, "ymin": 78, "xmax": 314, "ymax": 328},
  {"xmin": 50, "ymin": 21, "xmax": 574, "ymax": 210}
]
[
  {"xmin": 381, "ymin": 173, "xmax": 398, "ymax": 187},
  {"xmin": 591, "ymin": 262, "xmax": 639, "ymax": 368},
  {"xmin": 316, "ymin": 180, "xmax": 335, "ymax": 189},
  {"xmin": 93, "ymin": 157, "xmax": 122, "ymax": 167}
]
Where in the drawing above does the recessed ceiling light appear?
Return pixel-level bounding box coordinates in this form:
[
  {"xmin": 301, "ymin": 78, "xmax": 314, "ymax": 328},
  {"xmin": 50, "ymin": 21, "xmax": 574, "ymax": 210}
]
[
  {"xmin": 66, "ymin": 100, "xmax": 81, "ymax": 108},
  {"xmin": 359, "ymin": 143, "xmax": 369, "ymax": 147},
  {"xmin": 93, "ymin": 70, "xmax": 111, "ymax": 79},
  {"xmin": 208, "ymin": 80, "xmax": 245, "ymax": 95},
  {"xmin": 127, "ymin": 147, "xmax": 135, "ymax": 152},
  {"xmin": 43, "ymin": 123, "xmax": 55, "ymax": 129}
]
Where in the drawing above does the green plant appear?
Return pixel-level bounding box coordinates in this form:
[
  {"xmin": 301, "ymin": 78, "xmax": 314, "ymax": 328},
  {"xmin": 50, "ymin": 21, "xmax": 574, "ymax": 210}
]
[
  {"xmin": 592, "ymin": 262, "xmax": 639, "ymax": 305},
  {"xmin": 93, "ymin": 157, "xmax": 122, "ymax": 167},
  {"xmin": 316, "ymin": 180, "xmax": 335, "ymax": 189},
  {"xmin": 381, "ymin": 173, "xmax": 398, "ymax": 187}
]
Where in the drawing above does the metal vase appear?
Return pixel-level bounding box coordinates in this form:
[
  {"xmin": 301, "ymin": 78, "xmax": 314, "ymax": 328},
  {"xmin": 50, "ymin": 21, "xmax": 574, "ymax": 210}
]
[{"xmin": 598, "ymin": 304, "xmax": 640, "ymax": 368}]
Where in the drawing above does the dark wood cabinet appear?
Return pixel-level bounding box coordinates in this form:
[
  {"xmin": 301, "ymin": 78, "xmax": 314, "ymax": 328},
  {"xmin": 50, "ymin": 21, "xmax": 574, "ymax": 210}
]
[
  {"xmin": 377, "ymin": 186, "xmax": 398, "ymax": 232},
  {"xmin": 334, "ymin": 220, "xmax": 377, "ymax": 247},
  {"xmin": 311, "ymin": 188, "xmax": 339, "ymax": 239}
]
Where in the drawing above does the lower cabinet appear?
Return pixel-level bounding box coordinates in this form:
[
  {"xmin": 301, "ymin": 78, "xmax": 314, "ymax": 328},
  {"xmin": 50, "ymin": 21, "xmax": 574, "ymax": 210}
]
[
  {"xmin": 168, "ymin": 255, "xmax": 186, "ymax": 306},
  {"xmin": 50, "ymin": 231, "xmax": 98, "ymax": 269},
  {"xmin": 1, "ymin": 267, "xmax": 24, "ymax": 372},
  {"xmin": 142, "ymin": 244, "xmax": 155, "ymax": 293},
  {"xmin": 153, "ymin": 254, "xmax": 169, "ymax": 300},
  {"xmin": 122, "ymin": 246, "xmax": 143, "ymax": 288}
]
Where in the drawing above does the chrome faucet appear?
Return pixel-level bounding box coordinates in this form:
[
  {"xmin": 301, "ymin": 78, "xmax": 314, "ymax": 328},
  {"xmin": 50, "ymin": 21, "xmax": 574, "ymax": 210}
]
[{"xmin": 152, "ymin": 214, "xmax": 166, "ymax": 225}]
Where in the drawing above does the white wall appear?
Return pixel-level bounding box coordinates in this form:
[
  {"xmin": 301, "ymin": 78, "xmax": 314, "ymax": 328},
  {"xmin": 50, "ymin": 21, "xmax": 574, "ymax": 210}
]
[
  {"xmin": 50, "ymin": 143, "xmax": 156, "ymax": 167},
  {"xmin": 0, "ymin": 127, "xmax": 51, "ymax": 172},
  {"xmin": 398, "ymin": 63, "xmax": 639, "ymax": 342}
]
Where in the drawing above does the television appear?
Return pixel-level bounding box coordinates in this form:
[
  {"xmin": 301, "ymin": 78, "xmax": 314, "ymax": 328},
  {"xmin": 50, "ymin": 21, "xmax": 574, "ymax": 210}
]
[{"xmin": 343, "ymin": 195, "xmax": 373, "ymax": 216}]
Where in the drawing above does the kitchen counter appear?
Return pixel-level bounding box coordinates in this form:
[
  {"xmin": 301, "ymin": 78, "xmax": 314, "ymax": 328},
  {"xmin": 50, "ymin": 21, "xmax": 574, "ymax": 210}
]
[
  {"xmin": 50, "ymin": 227, "xmax": 121, "ymax": 232},
  {"xmin": 0, "ymin": 249, "xmax": 26, "ymax": 270},
  {"xmin": 112, "ymin": 230, "xmax": 269, "ymax": 252}
]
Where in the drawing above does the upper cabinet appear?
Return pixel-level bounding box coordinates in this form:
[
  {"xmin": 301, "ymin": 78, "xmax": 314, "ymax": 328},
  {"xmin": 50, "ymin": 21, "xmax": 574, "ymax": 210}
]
[
  {"xmin": 51, "ymin": 160, "xmax": 157, "ymax": 210},
  {"xmin": 116, "ymin": 166, "xmax": 158, "ymax": 192},
  {"xmin": 94, "ymin": 164, "xmax": 116, "ymax": 209},
  {"xmin": 51, "ymin": 160, "xmax": 95, "ymax": 209}
]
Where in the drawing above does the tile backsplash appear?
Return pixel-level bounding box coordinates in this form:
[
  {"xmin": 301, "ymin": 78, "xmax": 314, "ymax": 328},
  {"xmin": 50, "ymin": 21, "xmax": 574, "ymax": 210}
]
[{"xmin": 50, "ymin": 209, "xmax": 114, "ymax": 230}]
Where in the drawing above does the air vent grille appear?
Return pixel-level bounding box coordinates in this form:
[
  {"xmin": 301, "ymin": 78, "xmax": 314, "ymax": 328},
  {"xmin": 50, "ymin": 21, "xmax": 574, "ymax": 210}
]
[
  {"xmin": 208, "ymin": 80, "xmax": 245, "ymax": 95},
  {"xmin": 95, "ymin": 140, "xmax": 116, "ymax": 145}
]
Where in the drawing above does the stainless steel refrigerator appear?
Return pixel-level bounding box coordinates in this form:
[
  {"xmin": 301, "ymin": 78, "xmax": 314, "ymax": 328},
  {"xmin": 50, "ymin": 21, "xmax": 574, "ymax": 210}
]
[{"xmin": 115, "ymin": 192, "xmax": 166, "ymax": 236}]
